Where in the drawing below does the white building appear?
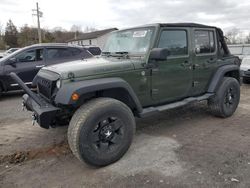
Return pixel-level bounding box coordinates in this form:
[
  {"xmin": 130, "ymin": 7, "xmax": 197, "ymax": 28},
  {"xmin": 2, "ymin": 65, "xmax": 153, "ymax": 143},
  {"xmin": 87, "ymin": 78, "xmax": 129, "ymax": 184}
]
[{"xmin": 68, "ymin": 28, "xmax": 117, "ymax": 50}]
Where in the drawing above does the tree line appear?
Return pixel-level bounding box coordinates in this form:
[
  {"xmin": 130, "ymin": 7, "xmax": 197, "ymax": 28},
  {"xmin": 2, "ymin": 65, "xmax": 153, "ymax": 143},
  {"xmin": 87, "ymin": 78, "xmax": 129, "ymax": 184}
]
[
  {"xmin": 0, "ymin": 19, "xmax": 96, "ymax": 50},
  {"xmin": 1, "ymin": 19, "xmax": 250, "ymax": 50}
]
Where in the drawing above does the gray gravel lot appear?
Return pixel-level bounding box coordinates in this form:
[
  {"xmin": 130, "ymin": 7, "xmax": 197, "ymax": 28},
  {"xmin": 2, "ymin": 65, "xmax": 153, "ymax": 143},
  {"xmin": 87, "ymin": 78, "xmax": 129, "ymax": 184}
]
[{"xmin": 0, "ymin": 85, "xmax": 250, "ymax": 188}]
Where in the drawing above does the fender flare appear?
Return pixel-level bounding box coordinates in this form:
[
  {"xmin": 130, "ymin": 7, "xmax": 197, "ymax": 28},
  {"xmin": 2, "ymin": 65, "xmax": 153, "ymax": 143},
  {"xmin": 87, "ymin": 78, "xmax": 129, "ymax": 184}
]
[
  {"xmin": 55, "ymin": 77, "xmax": 143, "ymax": 113},
  {"xmin": 207, "ymin": 64, "xmax": 240, "ymax": 93}
]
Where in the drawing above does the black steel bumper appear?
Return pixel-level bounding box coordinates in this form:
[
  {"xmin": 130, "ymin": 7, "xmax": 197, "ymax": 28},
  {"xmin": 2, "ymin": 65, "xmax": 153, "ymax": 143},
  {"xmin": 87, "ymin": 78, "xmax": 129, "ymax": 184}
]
[
  {"xmin": 22, "ymin": 94, "xmax": 59, "ymax": 129},
  {"xmin": 9, "ymin": 72, "xmax": 60, "ymax": 129}
]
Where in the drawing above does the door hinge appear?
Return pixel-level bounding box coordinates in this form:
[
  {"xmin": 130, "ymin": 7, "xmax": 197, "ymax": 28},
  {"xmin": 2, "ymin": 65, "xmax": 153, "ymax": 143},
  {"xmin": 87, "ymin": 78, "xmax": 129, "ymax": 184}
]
[
  {"xmin": 193, "ymin": 64, "xmax": 200, "ymax": 70},
  {"xmin": 192, "ymin": 81, "xmax": 199, "ymax": 87}
]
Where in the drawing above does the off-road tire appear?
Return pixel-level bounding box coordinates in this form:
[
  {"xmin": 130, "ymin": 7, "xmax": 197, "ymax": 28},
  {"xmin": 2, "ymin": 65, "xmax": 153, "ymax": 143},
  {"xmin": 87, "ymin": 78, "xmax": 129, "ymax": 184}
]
[
  {"xmin": 208, "ymin": 77, "xmax": 240, "ymax": 118},
  {"xmin": 67, "ymin": 97, "xmax": 135, "ymax": 167}
]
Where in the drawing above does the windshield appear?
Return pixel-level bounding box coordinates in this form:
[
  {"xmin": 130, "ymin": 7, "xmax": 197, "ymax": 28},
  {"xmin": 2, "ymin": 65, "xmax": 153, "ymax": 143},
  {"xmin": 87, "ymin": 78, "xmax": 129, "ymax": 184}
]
[{"xmin": 103, "ymin": 27, "xmax": 155, "ymax": 55}]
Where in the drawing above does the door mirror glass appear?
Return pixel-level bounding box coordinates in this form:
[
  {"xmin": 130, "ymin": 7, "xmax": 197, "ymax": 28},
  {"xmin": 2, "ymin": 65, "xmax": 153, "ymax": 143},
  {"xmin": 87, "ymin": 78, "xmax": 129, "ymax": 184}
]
[{"xmin": 149, "ymin": 48, "xmax": 170, "ymax": 61}]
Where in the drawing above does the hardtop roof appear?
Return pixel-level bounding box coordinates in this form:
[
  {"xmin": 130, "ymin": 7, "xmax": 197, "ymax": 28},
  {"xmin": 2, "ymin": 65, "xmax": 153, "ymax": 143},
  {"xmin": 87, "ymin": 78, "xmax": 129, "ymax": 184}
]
[{"xmin": 159, "ymin": 23, "xmax": 217, "ymax": 28}]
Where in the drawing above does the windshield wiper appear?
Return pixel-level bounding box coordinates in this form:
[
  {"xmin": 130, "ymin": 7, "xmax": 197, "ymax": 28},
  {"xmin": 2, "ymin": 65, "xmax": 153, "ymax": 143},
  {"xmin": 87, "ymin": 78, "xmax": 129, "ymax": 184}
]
[
  {"xmin": 102, "ymin": 51, "xmax": 111, "ymax": 55},
  {"xmin": 113, "ymin": 51, "xmax": 130, "ymax": 59},
  {"xmin": 102, "ymin": 51, "xmax": 130, "ymax": 58},
  {"xmin": 115, "ymin": 51, "xmax": 129, "ymax": 55},
  {"xmin": 102, "ymin": 51, "xmax": 111, "ymax": 56}
]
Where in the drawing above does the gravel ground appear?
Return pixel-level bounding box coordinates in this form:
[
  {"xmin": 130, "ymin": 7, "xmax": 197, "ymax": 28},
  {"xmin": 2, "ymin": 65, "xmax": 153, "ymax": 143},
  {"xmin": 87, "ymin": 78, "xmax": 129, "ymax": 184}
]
[{"xmin": 0, "ymin": 84, "xmax": 250, "ymax": 188}]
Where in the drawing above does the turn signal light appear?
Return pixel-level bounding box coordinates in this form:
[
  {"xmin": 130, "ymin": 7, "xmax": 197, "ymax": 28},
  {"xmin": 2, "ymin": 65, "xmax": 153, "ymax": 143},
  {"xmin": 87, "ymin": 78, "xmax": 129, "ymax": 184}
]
[{"xmin": 71, "ymin": 93, "xmax": 79, "ymax": 101}]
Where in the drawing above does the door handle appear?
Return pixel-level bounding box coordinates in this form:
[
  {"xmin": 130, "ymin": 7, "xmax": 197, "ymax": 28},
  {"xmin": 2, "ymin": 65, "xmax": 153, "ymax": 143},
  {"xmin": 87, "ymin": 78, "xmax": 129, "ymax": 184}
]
[
  {"xmin": 36, "ymin": 65, "xmax": 45, "ymax": 68},
  {"xmin": 207, "ymin": 58, "xmax": 216, "ymax": 64}
]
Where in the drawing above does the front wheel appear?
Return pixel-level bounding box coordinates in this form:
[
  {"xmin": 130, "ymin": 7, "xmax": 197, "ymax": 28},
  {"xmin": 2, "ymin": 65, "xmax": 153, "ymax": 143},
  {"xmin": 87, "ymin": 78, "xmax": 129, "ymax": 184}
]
[
  {"xmin": 208, "ymin": 77, "xmax": 240, "ymax": 118},
  {"xmin": 67, "ymin": 98, "xmax": 135, "ymax": 167}
]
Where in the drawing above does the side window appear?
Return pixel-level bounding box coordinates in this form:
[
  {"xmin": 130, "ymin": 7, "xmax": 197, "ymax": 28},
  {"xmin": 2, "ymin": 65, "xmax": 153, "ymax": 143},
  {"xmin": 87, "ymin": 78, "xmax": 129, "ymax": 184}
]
[
  {"xmin": 195, "ymin": 30, "xmax": 215, "ymax": 54},
  {"xmin": 69, "ymin": 48, "xmax": 81, "ymax": 56},
  {"xmin": 47, "ymin": 48, "xmax": 73, "ymax": 60},
  {"xmin": 15, "ymin": 49, "xmax": 43, "ymax": 62},
  {"xmin": 158, "ymin": 30, "xmax": 188, "ymax": 56}
]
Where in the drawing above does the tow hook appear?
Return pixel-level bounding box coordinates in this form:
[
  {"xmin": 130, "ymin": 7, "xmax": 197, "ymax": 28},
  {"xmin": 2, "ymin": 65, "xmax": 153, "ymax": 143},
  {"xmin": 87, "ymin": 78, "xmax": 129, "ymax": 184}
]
[
  {"xmin": 32, "ymin": 113, "xmax": 37, "ymax": 125},
  {"xmin": 22, "ymin": 101, "xmax": 25, "ymax": 111}
]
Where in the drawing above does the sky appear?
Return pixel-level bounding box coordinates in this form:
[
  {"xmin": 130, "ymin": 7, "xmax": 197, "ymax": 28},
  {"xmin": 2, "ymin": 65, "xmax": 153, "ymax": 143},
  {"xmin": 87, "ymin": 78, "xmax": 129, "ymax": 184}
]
[{"xmin": 1, "ymin": 0, "xmax": 250, "ymax": 32}]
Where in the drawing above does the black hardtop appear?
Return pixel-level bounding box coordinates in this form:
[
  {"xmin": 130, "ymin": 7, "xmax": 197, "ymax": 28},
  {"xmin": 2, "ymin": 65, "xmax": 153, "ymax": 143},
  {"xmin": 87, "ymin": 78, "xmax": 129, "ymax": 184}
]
[{"xmin": 159, "ymin": 23, "xmax": 217, "ymax": 29}]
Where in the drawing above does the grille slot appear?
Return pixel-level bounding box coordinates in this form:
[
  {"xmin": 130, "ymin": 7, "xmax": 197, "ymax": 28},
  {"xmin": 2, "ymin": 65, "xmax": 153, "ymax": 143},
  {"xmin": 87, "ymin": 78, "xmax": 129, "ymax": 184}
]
[{"xmin": 37, "ymin": 77, "xmax": 54, "ymax": 100}]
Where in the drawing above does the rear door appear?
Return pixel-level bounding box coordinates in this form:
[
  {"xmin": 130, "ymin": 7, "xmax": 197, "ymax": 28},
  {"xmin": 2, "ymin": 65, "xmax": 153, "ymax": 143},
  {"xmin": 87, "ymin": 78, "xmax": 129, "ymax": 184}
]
[
  {"xmin": 4, "ymin": 47, "xmax": 45, "ymax": 89},
  {"xmin": 151, "ymin": 27, "xmax": 193, "ymax": 103},
  {"xmin": 191, "ymin": 28, "xmax": 218, "ymax": 95}
]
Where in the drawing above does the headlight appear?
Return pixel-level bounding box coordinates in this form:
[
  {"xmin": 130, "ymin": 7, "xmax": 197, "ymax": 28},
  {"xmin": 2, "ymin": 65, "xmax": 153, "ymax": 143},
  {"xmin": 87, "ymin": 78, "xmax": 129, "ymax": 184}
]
[{"xmin": 56, "ymin": 79, "xmax": 61, "ymax": 89}]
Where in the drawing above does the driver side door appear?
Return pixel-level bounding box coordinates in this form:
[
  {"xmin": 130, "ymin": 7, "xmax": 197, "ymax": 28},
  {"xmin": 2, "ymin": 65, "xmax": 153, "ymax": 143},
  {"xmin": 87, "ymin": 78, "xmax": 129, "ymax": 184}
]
[{"xmin": 151, "ymin": 28, "xmax": 193, "ymax": 104}]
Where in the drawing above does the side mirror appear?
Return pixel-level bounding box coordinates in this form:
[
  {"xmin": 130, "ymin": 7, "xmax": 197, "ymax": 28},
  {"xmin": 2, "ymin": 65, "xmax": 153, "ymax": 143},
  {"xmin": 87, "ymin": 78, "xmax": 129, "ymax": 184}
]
[
  {"xmin": 6, "ymin": 57, "xmax": 17, "ymax": 67},
  {"xmin": 149, "ymin": 48, "xmax": 170, "ymax": 61}
]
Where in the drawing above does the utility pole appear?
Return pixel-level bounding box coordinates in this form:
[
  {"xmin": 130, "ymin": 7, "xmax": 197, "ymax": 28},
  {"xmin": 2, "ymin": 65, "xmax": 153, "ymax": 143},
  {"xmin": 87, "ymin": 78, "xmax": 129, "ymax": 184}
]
[{"xmin": 32, "ymin": 2, "xmax": 43, "ymax": 43}]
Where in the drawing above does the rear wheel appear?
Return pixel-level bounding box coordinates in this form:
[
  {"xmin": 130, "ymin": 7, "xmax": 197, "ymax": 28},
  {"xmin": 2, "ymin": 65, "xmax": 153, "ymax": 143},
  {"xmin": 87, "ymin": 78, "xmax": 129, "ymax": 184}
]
[
  {"xmin": 67, "ymin": 98, "xmax": 135, "ymax": 167},
  {"xmin": 208, "ymin": 77, "xmax": 240, "ymax": 118}
]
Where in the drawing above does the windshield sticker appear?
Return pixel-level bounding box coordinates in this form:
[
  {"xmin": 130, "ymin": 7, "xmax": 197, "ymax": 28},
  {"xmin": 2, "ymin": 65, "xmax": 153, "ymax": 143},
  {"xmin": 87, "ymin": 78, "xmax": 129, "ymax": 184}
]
[{"xmin": 133, "ymin": 30, "xmax": 147, "ymax": 38}]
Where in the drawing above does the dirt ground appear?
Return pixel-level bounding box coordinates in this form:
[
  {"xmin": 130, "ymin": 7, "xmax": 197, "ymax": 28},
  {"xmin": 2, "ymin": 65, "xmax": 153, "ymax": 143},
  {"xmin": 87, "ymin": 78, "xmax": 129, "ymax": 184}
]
[{"xmin": 0, "ymin": 84, "xmax": 250, "ymax": 188}]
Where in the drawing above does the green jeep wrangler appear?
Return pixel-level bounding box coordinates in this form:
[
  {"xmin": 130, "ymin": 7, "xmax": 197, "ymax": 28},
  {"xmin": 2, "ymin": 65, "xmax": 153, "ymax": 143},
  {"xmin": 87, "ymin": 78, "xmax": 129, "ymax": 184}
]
[{"xmin": 11, "ymin": 23, "xmax": 241, "ymax": 167}]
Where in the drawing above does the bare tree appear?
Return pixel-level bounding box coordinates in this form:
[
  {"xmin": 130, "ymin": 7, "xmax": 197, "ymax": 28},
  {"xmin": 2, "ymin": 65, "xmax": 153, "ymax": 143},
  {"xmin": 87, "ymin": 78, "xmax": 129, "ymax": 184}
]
[
  {"xmin": 4, "ymin": 19, "xmax": 18, "ymax": 48},
  {"xmin": 71, "ymin": 25, "xmax": 82, "ymax": 39},
  {"xmin": 245, "ymin": 32, "xmax": 250, "ymax": 44},
  {"xmin": 83, "ymin": 26, "xmax": 97, "ymax": 33},
  {"xmin": 225, "ymin": 28, "xmax": 240, "ymax": 44},
  {"xmin": 0, "ymin": 22, "xmax": 6, "ymax": 49}
]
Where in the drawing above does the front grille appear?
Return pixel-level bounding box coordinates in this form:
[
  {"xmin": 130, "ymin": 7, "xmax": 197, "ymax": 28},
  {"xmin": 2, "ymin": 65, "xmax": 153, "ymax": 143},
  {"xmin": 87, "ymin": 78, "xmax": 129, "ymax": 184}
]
[{"xmin": 37, "ymin": 77, "xmax": 55, "ymax": 100}]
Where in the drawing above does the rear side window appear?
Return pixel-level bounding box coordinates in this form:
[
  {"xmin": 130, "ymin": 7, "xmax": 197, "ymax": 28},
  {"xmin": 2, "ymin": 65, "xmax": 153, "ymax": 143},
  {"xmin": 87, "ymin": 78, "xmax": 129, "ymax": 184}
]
[
  {"xmin": 47, "ymin": 48, "xmax": 72, "ymax": 60},
  {"xmin": 87, "ymin": 47, "xmax": 101, "ymax": 55},
  {"xmin": 69, "ymin": 48, "xmax": 81, "ymax": 56},
  {"xmin": 158, "ymin": 30, "xmax": 188, "ymax": 56},
  {"xmin": 195, "ymin": 30, "xmax": 215, "ymax": 54}
]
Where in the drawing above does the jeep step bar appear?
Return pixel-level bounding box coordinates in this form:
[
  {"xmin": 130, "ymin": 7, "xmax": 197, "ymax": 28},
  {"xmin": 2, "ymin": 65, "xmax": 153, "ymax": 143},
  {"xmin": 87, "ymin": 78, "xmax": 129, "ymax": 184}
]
[{"xmin": 139, "ymin": 93, "xmax": 214, "ymax": 118}]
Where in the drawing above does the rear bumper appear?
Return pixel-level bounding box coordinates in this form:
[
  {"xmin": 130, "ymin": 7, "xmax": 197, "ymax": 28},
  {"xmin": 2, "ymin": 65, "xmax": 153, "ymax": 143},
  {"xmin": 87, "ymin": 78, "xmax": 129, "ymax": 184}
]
[{"xmin": 23, "ymin": 94, "xmax": 59, "ymax": 129}]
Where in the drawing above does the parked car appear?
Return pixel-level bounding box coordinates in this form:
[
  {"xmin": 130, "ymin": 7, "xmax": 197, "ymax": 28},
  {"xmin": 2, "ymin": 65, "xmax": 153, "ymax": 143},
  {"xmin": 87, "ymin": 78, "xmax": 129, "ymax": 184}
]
[
  {"xmin": 4, "ymin": 48, "xmax": 20, "ymax": 56},
  {"xmin": 11, "ymin": 23, "xmax": 240, "ymax": 167},
  {"xmin": 241, "ymin": 56, "xmax": 250, "ymax": 83},
  {"xmin": 0, "ymin": 43, "xmax": 92, "ymax": 95},
  {"xmin": 0, "ymin": 52, "xmax": 4, "ymax": 59}
]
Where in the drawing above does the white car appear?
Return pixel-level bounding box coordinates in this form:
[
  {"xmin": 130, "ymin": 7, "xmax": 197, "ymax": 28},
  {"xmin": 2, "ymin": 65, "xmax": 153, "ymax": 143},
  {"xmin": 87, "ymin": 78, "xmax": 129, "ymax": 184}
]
[
  {"xmin": 3, "ymin": 48, "xmax": 20, "ymax": 56},
  {"xmin": 0, "ymin": 51, "xmax": 5, "ymax": 58},
  {"xmin": 241, "ymin": 57, "xmax": 250, "ymax": 83}
]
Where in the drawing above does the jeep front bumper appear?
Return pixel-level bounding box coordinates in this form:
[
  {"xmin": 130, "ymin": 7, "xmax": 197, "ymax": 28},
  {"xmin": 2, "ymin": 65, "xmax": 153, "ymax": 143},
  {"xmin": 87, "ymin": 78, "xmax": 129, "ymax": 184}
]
[
  {"xmin": 22, "ymin": 94, "xmax": 59, "ymax": 129},
  {"xmin": 9, "ymin": 72, "xmax": 59, "ymax": 129}
]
